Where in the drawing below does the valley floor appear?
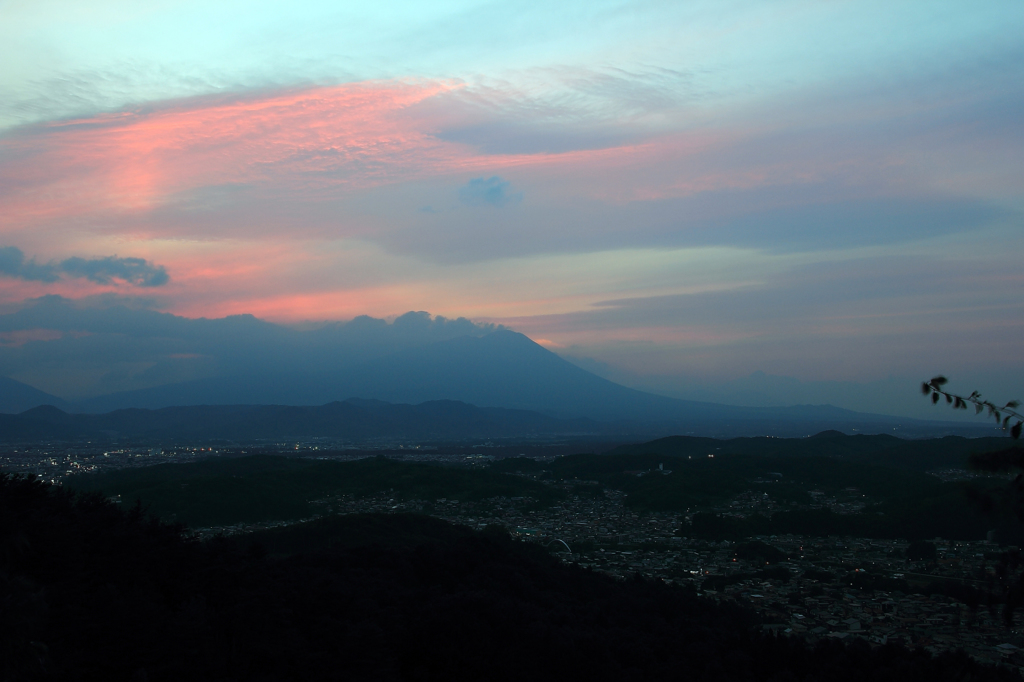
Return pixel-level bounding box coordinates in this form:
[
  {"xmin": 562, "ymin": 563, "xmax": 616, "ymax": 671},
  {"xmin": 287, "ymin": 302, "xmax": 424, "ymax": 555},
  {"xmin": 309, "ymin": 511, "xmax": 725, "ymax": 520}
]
[{"xmin": 186, "ymin": 477, "xmax": 1024, "ymax": 672}]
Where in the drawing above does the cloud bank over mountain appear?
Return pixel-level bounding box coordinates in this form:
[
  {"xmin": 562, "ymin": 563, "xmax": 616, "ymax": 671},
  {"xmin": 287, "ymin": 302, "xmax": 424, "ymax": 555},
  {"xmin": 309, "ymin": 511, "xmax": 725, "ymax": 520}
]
[
  {"xmin": 0, "ymin": 296, "xmax": 498, "ymax": 400},
  {"xmin": 0, "ymin": 295, "xmax": 1004, "ymax": 427}
]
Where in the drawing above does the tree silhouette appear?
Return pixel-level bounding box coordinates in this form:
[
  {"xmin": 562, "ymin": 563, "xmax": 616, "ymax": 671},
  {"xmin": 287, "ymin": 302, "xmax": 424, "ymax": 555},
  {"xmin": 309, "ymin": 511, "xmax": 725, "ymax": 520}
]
[
  {"xmin": 922, "ymin": 378, "xmax": 1024, "ymax": 624},
  {"xmin": 922, "ymin": 376, "xmax": 1022, "ymax": 439}
]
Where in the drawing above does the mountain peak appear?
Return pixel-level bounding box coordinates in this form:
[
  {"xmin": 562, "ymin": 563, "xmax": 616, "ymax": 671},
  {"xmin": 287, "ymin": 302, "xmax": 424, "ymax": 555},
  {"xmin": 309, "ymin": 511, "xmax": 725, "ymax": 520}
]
[
  {"xmin": 0, "ymin": 376, "xmax": 69, "ymax": 414},
  {"xmin": 20, "ymin": 404, "xmax": 70, "ymax": 420}
]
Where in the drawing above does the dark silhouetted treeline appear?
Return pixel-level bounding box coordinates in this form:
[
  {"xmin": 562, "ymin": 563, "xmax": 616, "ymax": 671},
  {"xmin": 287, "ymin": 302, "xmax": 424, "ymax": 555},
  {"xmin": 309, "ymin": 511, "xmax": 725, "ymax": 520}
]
[
  {"xmin": 66, "ymin": 441, "xmax": 1024, "ymax": 540},
  {"xmin": 2, "ymin": 474, "xmax": 1020, "ymax": 681},
  {"xmin": 608, "ymin": 431, "xmax": 1019, "ymax": 471},
  {"xmin": 508, "ymin": 446, "xmax": 1024, "ymax": 542},
  {"xmin": 67, "ymin": 455, "xmax": 562, "ymax": 526}
]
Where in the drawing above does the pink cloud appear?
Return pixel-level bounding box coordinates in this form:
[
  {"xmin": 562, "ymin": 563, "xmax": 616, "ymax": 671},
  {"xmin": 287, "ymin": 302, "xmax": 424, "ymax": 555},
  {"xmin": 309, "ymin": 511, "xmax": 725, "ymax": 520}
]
[
  {"xmin": 0, "ymin": 79, "xmax": 754, "ymax": 240},
  {"xmin": 1, "ymin": 81, "xmax": 468, "ymax": 225},
  {"xmin": 0, "ymin": 77, "xmax": 911, "ymax": 320}
]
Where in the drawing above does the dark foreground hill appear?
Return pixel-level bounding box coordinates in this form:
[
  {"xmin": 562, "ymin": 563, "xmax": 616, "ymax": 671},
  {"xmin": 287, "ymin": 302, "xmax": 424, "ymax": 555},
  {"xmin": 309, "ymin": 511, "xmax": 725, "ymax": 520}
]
[
  {"xmin": 2, "ymin": 474, "xmax": 1017, "ymax": 682},
  {"xmin": 67, "ymin": 455, "xmax": 563, "ymax": 526}
]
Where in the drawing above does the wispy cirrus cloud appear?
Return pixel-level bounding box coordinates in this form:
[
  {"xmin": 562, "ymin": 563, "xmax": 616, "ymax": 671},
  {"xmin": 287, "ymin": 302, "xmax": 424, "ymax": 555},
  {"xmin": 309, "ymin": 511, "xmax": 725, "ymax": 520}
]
[
  {"xmin": 0, "ymin": 81, "xmax": 469, "ymax": 227},
  {"xmin": 2, "ymin": 61, "xmax": 1016, "ymax": 260},
  {"xmin": 498, "ymin": 251, "xmax": 1024, "ymax": 384}
]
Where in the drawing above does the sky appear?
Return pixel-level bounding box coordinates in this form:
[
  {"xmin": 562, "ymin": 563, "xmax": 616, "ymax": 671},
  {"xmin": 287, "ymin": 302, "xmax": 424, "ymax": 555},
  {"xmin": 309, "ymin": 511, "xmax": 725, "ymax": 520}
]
[{"xmin": 0, "ymin": 0, "xmax": 1022, "ymax": 417}]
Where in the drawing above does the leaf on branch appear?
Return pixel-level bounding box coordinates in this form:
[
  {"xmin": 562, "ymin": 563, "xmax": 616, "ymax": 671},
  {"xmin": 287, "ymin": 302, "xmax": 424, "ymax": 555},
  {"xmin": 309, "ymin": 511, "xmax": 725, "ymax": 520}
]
[{"xmin": 925, "ymin": 378, "xmax": 1021, "ymax": 437}]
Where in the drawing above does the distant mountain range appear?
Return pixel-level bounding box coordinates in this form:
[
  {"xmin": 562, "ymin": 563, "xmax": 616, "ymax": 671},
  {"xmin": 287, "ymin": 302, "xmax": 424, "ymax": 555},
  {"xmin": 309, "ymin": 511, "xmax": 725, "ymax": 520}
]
[
  {"xmin": 0, "ymin": 330, "xmax": 988, "ymax": 438},
  {"xmin": 0, "ymin": 376, "xmax": 70, "ymax": 413},
  {"xmin": 0, "ymin": 399, "xmax": 605, "ymax": 443}
]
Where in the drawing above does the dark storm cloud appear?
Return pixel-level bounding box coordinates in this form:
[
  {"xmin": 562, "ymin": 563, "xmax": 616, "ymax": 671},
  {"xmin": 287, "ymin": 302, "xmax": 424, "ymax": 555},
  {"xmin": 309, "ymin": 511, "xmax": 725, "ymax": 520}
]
[
  {"xmin": 0, "ymin": 247, "xmax": 169, "ymax": 287},
  {"xmin": 0, "ymin": 246, "xmax": 60, "ymax": 282},
  {"xmin": 59, "ymin": 255, "xmax": 169, "ymax": 286}
]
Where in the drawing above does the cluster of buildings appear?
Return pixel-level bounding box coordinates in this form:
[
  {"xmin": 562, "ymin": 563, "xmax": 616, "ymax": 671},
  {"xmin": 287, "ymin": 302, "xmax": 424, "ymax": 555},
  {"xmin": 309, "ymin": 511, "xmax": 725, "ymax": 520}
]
[
  {"xmin": 0, "ymin": 443, "xmax": 508, "ymax": 485},
  {"xmin": 0, "ymin": 445, "xmax": 225, "ymax": 483},
  {"xmin": 305, "ymin": 482, "xmax": 1024, "ymax": 670},
  {"xmin": 5, "ymin": 444, "xmax": 1024, "ymax": 670}
]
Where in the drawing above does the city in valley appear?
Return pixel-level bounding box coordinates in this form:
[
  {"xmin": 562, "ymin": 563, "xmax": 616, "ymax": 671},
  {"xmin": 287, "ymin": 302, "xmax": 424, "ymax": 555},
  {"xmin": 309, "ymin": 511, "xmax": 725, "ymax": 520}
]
[{"xmin": 4, "ymin": 438, "xmax": 1024, "ymax": 671}]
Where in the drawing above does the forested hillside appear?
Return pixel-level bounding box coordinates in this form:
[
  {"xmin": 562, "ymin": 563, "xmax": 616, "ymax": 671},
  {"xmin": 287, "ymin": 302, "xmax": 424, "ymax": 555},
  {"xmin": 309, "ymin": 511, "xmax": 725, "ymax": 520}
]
[{"xmin": 2, "ymin": 474, "xmax": 1018, "ymax": 681}]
